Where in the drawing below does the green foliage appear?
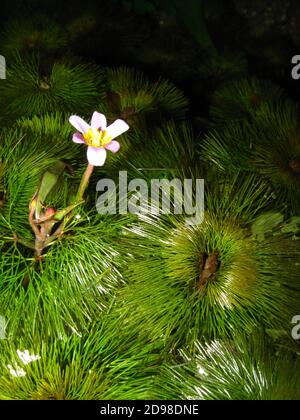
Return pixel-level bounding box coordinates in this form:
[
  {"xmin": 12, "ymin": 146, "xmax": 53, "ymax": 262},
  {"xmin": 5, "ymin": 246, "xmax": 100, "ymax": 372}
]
[
  {"xmin": 0, "ymin": 212, "xmax": 133, "ymax": 339},
  {"xmin": 0, "ymin": 54, "xmax": 104, "ymax": 124},
  {"xmin": 155, "ymin": 334, "xmax": 300, "ymax": 400},
  {"xmin": 111, "ymin": 174, "xmax": 300, "ymax": 346},
  {"xmin": 202, "ymin": 99, "xmax": 300, "ymax": 212},
  {"xmin": 33, "ymin": 161, "xmax": 67, "ymax": 218},
  {"xmin": 16, "ymin": 112, "xmax": 74, "ymax": 140},
  {"xmin": 210, "ymin": 78, "xmax": 283, "ymax": 123},
  {"xmin": 0, "ymin": 118, "xmax": 135, "ymax": 339},
  {"xmin": 0, "ymin": 118, "xmax": 79, "ymax": 241},
  {"xmin": 98, "ymin": 67, "xmax": 188, "ymax": 127},
  {"xmin": 198, "ymin": 52, "xmax": 249, "ymax": 89},
  {"xmin": 104, "ymin": 121, "xmax": 196, "ymax": 181},
  {"xmin": 0, "ymin": 318, "xmax": 162, "ymax": 400},
  {"xmin": 0, "ymin": 5, "xmax": 300, "ymax": 401}
]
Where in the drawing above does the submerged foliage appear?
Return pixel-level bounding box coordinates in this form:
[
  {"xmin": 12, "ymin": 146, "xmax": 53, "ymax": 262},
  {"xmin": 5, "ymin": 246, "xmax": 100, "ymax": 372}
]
[
  {"xmin": 0, "ymin": 3, "xmax": 300, "ymax": 401},
  {"xmin": 0, "ymin": 317, "xmax": 162, "ymax": 400},
  {"xmin": 98, "ymin": 67, "xmax": 189, "ymax": 127},
  {"xmin": 203, "ymin": 98, "xmax": 300, "ymax": 212},
  {"xmin": 112, "ymin": 173, "xmax": 300, "ymax": 346},
  {"xmin": 155, "ymin": 333, "xmax": 300, "ymax": 400},
  {"xmin": 210, "ymin": 78, "xmax": 284, "ymax": 124},
  {"xmin": 0, "ymin": 54, "xmax": 104, "ymax": 123}
]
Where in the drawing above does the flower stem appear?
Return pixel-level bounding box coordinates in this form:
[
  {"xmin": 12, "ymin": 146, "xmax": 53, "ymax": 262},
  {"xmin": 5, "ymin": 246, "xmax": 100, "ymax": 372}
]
[{"xmin": 76, "ymin": 163, "xmax": 95, "ymax": 202}]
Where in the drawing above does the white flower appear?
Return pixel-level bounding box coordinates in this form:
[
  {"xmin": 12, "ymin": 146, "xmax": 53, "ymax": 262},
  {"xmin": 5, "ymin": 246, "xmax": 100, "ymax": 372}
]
[
  {"xmin": 17, "ymin": 349, "xmax": 41, "ymax": 365},
  {"xmin": 7, "ymin": 364, "xmax": 26, "ymax": 378},
  {"xmin": 69, "ymin": 111, "xmax": 129, "ymax": 166}
]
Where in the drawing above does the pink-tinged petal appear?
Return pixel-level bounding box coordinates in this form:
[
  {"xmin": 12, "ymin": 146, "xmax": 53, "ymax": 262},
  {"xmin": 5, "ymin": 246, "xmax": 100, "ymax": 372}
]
[
  {"xmin": 105, "ymin": 140, "xmax": 120, "ymax": 153},
  {"xmin": 87, "ymin": 147, "xmax": 107, "ymax": 166},
  {"xmin": 69, "ymin": 115, "xmax": 90, "ymax": 134},
  {"xmin": 72, "ymin": 132, "xmax": 85, "ymax": 143},
  {"xmin": 106, "ymin": 119, "xmax": 129, "ymax": 140},
  {"xmin": 91, "ymin": 112, "xmax": 107, "ymax": 131}
]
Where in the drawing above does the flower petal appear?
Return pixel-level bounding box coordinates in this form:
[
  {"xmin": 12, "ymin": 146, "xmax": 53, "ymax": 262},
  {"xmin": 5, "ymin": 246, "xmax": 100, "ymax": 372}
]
[
  {"xmin": 72, "ymin": 132, "xmax": 85, "ymax": 143},
  {"xmin": 87, "ymin": 147, "xmax": 107, "ymax": 166},
  {"xmin": 69, "ymin": 115, "xmax": 90, "ymax": 134},
  {"xmin": 105, "ymin": 140, "xmax": 120, "ymax": 153},
  {"xmin": 91, "ymin": 112, "xmax": 107, "ymax": 131},
  {"xmin": 106, "ymin": 119, "xmax": 129, "ymax": 140}
]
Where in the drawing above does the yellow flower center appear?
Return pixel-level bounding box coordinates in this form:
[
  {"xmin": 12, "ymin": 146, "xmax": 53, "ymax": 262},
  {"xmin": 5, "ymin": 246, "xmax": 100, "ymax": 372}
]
[{"xmin": 83, "ymin": 128, "xmax": 113, "ymax": 148}]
